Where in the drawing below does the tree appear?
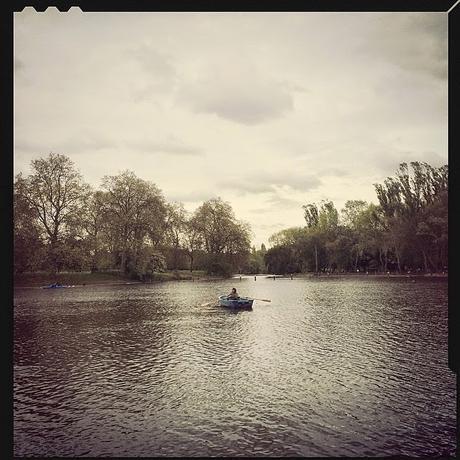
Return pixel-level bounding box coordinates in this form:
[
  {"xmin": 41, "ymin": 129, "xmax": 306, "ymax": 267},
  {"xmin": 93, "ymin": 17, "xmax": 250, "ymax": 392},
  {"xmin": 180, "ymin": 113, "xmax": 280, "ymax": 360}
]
[
  {"xmin": 374, "ymin": 162, "xmax": 447, "ymax": 272},
  {"xmin": 183, "ymin": 215, "xmax": 203, "ymax": 272},
  {"xmin": 193, "ymin": 197, "xmax": 251, "ymax": 274},
  {"xmin": 13, "ymin": 184, "xmax": 45, "ymax": 273},
  {"xmin": 302, "ymin": 200, "xmax": 338, "ymax": 272},
  {"xmin": 164, "ymin": 202, "xmax": 188, "ymax": 270},
  {"xmin": 101, "ymin": 170, "xmax": 167, "ymax": 273},
  {"xmin": 80, "ymin": 189, "xmax": 110, "ymax": 272},
  {"xmin": 14, "ymin": 153, "xmax": 90, "ymax": 273}
]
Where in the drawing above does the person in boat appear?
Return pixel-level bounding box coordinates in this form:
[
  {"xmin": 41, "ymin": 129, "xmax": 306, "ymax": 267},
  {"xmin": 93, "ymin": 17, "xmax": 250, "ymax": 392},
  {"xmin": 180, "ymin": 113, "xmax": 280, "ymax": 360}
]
[{"xmin": 228, "ymin": 288, "xmax": 240, "ymax": 299}]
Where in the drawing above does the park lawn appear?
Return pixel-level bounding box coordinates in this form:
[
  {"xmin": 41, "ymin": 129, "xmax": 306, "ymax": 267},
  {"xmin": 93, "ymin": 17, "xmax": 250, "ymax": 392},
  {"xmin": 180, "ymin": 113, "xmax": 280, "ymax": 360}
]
[{"xmin": 14, "ymin": 270, "xmax": 212, "ymax": 287}]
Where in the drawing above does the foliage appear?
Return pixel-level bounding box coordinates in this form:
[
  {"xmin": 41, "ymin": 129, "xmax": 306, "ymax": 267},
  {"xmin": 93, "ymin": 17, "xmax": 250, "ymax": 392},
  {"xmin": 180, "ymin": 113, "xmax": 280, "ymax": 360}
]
[
  {"xmin": 13, "ymin": 155, "xmax": 252, "ymax": 279},
  {"xmin": 13, "ymin": 154, "xmax": 446, "ymax": 278},
  {"xmin": 264, "ymin": 162, "xmax": 447, "ymax": 274},
  {"xmin": 126, "ymin": 248, "xmax": 167, "ymax": 281},
  {"xmin": 14, "ymin": 153, "xmax": 90, "ymax": 273}
]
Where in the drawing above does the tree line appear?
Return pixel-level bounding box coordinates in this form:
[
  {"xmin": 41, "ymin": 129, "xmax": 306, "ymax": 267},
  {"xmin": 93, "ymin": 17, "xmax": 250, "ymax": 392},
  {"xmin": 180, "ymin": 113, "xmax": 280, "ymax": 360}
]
[
  {"xmin": 14, "ymin": 154, "xmax": 447, "ymax": 278},
  {"xmin": 14, "ymin": 153, "xmax": 252, "ymax": 279},
  {"xmin": 263, "ymin": 162, "xmax": 448, "ymax": 275}
]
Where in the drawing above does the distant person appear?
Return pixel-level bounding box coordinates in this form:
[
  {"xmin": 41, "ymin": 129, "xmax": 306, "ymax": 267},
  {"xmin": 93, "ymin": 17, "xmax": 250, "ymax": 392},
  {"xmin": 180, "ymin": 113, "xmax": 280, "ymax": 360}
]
[
  {"xmin": 228, "ymin": 288, "xmax": 240, "ymax": 299},
  {"xmin": 254, "ymin": 275, "xmax": 257, "ymax": 281}
]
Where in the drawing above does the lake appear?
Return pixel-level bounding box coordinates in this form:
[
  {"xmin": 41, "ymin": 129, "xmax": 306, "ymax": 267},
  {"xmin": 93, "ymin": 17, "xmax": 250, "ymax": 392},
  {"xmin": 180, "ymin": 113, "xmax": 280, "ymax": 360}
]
[{"xmin": 14, "ymin": 276, "xmax": 456, "ymax": 457}]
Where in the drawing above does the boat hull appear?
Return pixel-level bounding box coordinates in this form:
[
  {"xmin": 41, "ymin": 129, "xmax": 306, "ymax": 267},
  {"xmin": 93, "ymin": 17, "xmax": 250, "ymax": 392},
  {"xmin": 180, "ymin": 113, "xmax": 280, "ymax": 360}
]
[
  {"xmin": 218, "ymin": 295, "xmax": 253, "ymax": 309},
  {"xmin": 42, "ymin": 284, "xmax": 74, "ymax": 289}
]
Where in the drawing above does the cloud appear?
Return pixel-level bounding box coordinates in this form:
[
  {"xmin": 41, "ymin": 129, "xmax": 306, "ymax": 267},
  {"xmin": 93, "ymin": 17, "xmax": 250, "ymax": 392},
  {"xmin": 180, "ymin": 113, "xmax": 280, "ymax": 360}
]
[
  {"xmin": 127, "ymin": 136, "xmax": 203, "ymax": 156},
  {"xmin": 365, "ymin": 14, "xmax": 447, "ymax": 80},
  {"xmin": 220, "ymin": 180, "xmax": 276, "ymax": 195},
  {"xmin": 372, "ymin": 149, "xmax": 446, "ymax": 176},
  {"xmin": 219, "ymin": 172, "xmax": 321, "ymax": 195},
  {"xmin": 14, "ymin": 133, "xmax": 115, "ymax": 155},
  {"xmin": 265, "ymin": 194, "xmax": 304, "ymax": 209},
  {"xmin": 131, "ymin": 44, "xmax": 177, "ymax": 84},
  {"xmin": 128, "ymin": 44, "xmax": 178, "ymax": 100},
  {"xmin": 177, "ymin": 66, "xmax": 294, "ymax": 125}
]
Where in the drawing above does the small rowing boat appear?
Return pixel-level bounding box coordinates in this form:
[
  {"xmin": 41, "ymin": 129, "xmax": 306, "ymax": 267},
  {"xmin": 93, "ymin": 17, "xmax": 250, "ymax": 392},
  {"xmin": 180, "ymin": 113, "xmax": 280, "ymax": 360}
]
[
  {"xmin": 42, "ymin": 283, "xmax": 74, "ymax": 289},
  {"xmin": 218, "ymin": 295, "xmax": 253, "ymax": 310}
]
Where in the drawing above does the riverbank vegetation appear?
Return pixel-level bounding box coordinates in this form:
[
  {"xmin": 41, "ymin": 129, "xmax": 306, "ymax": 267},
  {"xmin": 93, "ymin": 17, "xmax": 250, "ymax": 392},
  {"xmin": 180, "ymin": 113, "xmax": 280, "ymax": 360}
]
[
  {"xmin": 14, "ymin": 154, "xmax": 447, "ymax": 280},
  {"xmin": 264, "ymin": 162, "xmax": 448, "ymax": 275},
  {"xmin": 14, "ymin": 153, "xmax": 251, "ymax": 280}
]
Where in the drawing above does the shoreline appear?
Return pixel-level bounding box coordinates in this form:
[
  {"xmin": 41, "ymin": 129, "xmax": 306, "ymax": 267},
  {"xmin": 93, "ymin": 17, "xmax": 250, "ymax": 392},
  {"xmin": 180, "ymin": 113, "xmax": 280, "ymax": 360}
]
[
  {"xmin": 14, "ymin": 270, "xmax": 448, "ymax": 289},
  {"xmin": 261, "ymin": 273, "xmax": 448, "ymax": 280},
  {"xmin": 13, "ymin": 270, "xmax": 227, "ymax": 289}
]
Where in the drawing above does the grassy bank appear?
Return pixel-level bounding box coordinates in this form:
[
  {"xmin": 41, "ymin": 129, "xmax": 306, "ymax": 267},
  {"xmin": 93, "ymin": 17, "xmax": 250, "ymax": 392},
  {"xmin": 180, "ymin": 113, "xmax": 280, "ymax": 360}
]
[{"xmin": 14, "ymin": 270, "xmax": 213, "ymax": 287}]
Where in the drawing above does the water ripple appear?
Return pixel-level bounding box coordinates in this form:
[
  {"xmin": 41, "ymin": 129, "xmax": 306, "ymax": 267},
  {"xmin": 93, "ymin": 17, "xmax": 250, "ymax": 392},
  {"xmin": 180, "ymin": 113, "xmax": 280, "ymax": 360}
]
[{"xmin": 14, "ymin": 278, "xmax": 455, "ymax": 457}]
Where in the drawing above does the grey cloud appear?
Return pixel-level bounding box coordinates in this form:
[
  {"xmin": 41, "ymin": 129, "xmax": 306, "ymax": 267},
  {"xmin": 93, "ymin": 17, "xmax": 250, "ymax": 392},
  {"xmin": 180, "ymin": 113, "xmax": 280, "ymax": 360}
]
[
  {"xmin": 373, "ymin": 149, "xmax": 446, "ymax": 176},
  {"xmin": 275, "ymin": 174, "xmax": 321, "ymax": 192},
  {"xmin": 177, "ymin": 77, "xmax": 294, "ymax": 125},
  {"xmin": 129, "ymin": 45, "xmax": 177, "ymax": 98},
  {"xmin": 221, "ymin": 171, "xmax": 309, "ymax": 211},
  {"xmin": 131, "ymin": 45, "xmax": 177, "ymax": 81},
  {"xmin": 62, "ymin": 136, "xmax": 115, "ymax": 153},
  {"xmin": 265, "ymin": 194, "xmax": 303, "ymax": 209},
  {"xmin": 128, "ymin": 137, "xmax": 203, "ymax": 156},
  {"xmin": 15, "ymin": 134, "xmax": 114, "ymax": 155},
  {"xmin": 366, "ymin": 14, "xmax": 447, "ymax": 80},
  {"xmin": 220, "ymin": 180, "xmax": 276, "ymax": 195},
  {"xmin": 220, "ymin": 172, "xmax": 321, "ymax": 195}
]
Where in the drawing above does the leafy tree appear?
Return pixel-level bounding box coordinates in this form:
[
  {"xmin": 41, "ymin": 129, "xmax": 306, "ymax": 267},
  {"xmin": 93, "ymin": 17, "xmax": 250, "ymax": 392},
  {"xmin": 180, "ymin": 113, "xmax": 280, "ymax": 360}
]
[
  {"xmin": 374, "ymin": 162, "xmax": 447, "ymax": 272},
  {"xmin": 14, "ymin": 153, "xmax": 90, "ymax": 273},
  {"xmin": 13, "ymin": 184, "xmax": 46, "ymax": 273},
  {"xmin": 193, "ymin": 197, "xmax": 251, "ymax": 274},
  {"xmin": 183, "ymin": 215, "xmax": 203, "ymax": 272},
  {"xmin": 164, "ymin": 202, "xmax": 188, "ymax": 270},
  {"xmin": 101, "ymin": 170, "xmax": 167, "ymax": 273}
]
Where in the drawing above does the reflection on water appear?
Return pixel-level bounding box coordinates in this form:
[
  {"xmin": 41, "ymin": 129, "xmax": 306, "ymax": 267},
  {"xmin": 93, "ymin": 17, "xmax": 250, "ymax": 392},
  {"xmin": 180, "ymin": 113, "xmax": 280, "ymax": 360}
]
[{"xmin": 14, "ymin": 277, "xmax": 455, "ymax": 456}]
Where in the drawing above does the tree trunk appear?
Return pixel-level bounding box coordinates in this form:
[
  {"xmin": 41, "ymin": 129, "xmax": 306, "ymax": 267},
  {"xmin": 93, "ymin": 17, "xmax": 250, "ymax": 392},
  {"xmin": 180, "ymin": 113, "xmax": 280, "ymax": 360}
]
[
  {"xmin": 395, "ymin": 249, "xmax": 401, "ymax": 274},
  {"xmin": 314, "ymin": 244, "xmax": 318, "ymax": 273},
  {"xmin": 354, "ymin": 252, "xmax": 359, "ymax": 272},
  {"xmin": 422, "ymin": 249, "xmax": 428, "ymax": 273},
  {"xmin": 121, "ymin": 250, "xmax": 127, "ymax": 273}
]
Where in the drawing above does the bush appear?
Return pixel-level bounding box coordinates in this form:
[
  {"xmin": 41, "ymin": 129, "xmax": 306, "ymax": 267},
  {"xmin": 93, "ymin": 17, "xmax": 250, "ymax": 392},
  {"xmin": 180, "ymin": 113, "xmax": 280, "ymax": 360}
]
[
  {"xmin": 206, "ymin": 260, "xmax": 233, "ymax": 277},
  {"xmin": 126, "ymin": 248, "xmax": 167, "ymax": 281}
]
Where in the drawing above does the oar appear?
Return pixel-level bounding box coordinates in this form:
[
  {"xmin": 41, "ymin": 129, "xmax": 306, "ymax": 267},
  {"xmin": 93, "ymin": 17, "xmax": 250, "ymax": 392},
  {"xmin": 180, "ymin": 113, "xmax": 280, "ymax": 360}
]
[{"xmin": 249, "ymin": 298, "xmax": 271, "ymax": 302}]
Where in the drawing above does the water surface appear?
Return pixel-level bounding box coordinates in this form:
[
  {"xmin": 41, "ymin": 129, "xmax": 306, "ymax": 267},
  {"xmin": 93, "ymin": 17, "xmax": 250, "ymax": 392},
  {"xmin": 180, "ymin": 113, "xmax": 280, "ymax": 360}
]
[{"xmin": 14, "ymin": 277, "xmax": 455, "ymax": 456}]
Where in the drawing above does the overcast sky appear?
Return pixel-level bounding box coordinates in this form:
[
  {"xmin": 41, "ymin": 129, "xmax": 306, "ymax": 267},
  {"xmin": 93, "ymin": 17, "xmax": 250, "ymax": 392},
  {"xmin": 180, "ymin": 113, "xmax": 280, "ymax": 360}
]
[{"xmin": 14, "ymin": 10, "xmax": 447, "ymax": 247}]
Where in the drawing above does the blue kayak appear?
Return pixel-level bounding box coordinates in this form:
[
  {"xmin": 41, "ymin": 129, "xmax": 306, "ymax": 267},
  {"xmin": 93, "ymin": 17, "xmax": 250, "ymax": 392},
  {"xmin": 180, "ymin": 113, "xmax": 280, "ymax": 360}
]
[{"xmin": 218, "ymin": 295, "xmax": 253, "ymax": 310}]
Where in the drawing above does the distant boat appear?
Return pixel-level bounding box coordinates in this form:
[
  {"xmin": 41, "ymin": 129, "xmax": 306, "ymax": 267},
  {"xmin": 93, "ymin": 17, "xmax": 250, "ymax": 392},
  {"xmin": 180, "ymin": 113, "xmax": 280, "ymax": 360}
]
[
  {"xmin": 42, "ymin": 283, "xmax": 74, "ymax": 289},
  {"xmin": 218, "ymin": 295, "xmax": 253, "ymax": 310}
]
